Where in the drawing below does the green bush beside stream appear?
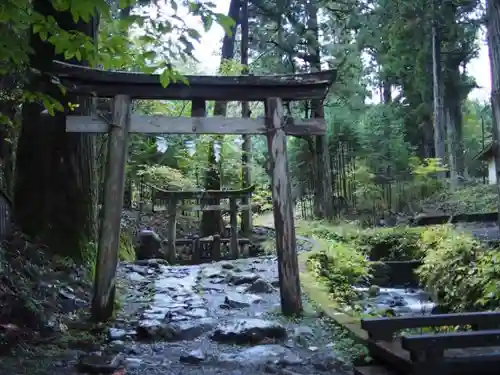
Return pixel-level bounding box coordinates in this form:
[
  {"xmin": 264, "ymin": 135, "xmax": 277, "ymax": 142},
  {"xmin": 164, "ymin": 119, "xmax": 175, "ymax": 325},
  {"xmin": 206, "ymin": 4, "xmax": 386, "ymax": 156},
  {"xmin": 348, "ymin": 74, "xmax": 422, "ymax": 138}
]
[{"xmin": 300, "ymin": 221, "xmax": 500, "ymax": 313}]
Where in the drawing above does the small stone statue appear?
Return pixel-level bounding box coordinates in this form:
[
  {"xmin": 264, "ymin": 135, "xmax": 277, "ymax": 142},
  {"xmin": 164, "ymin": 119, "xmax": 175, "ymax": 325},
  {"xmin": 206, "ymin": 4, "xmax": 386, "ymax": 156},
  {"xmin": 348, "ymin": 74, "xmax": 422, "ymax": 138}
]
[{"xmin": 135, "ymin": 229, "xmax": 163, "ymax": 260}]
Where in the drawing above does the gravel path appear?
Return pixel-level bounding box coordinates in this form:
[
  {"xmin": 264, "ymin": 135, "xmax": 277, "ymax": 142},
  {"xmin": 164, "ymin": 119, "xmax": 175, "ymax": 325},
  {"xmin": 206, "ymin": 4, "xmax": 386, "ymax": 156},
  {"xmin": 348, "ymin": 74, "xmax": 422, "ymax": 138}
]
[
  {"xmin": 99, "ymin": 254, "xmax": 350, "ymax": 375},
  {"xmin": 69, "ymin": 213, "xmax": 347, "ymax": 375}
]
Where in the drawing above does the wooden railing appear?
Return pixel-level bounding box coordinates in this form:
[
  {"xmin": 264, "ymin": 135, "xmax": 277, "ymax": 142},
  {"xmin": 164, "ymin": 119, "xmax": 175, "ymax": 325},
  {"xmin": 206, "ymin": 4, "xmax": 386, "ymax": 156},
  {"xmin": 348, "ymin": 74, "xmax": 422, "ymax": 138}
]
[{"xmin": 360, "ymin": 312, "xmax": 500, "ymax": 375}]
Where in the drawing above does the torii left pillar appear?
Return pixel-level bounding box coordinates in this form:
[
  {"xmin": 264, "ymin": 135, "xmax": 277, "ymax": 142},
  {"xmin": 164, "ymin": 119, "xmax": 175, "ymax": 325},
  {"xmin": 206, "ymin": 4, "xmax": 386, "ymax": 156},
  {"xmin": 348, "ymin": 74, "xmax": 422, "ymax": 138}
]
[
  {"xmin": 265, "ymin": 97, "xmax": 303, "ymax": 316},
  {"xmin": 91, "ymin": 95, "xmax": 132, "ymax": 321}
]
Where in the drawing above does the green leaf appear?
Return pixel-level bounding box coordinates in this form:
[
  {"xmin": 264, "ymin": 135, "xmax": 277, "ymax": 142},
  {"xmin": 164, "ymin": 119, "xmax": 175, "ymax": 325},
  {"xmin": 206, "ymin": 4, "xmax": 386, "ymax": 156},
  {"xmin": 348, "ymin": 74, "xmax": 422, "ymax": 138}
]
[
  {"xmin": 160, "ymin": 69, "xmax": 171, "ymax": 88},
  {"xmin": 42, "ymin": 98, "xmax": 54, "ymax": 116},
  {"xmin": 71, "ymin": 10, "xmax": 79, "ymax": 24},
  {"xmin": 187, "ymin": 1, "xmax": 201, "ymax": 13},
  {"xmin": 58, "ymin": 84, "xmax": 67, "ymax": 95},
  {"xmin": 216, "ymin": 14, "xmax": 235, "ymax": 35},
  {"xmin": 201, "ymin": 15, "xmax": 213, "ymax": 32},
  {"xmin": 142, "ymin": 50, "xmax": 157, "ymax": 60},
  {"xmin": 187, "ymin": 28, "xmax": 201, "ymax": 40},
  {"xmin": 54, "ymin": 101, "xmax": 65, "ymax": 112}
]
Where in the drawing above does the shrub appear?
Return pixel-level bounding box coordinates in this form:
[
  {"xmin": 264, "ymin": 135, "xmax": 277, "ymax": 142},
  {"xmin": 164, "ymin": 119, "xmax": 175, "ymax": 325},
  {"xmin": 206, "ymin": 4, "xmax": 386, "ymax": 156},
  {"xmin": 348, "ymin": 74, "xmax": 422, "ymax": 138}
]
[
  {"xmin": 306, "ymin": 239, "xmax": 372, "ymax": 304},
  {"xmin": 301, "ymin": 220, "xmax": 500, "ymax": 315},
  {"xmin": 416, "ymin": 225, "xmax": 485, "ymax": 312},
  {"xmin": 419, "ymin": 183, "xmax": 498, "ymax": 215},
  {"xmin": 136, "ymin": 164, "xmax": 194, "ymax": 190},
  {"xmin": 251, "ymin": 188, "xmax": 273, "ymax": 213},
  {"xmin": 298, "ymin": 221, "xmax": 364, "ymax": 243},
  {"xmin": 474, "ymin": 250, "xmax": 500, "ymax": 310},
  {"xmin": 298, "ymin": 221, "xmax": 424, "ymax": 261},
  {"xmin": 353, "ymin": 227, "xmax": 424, "ymax": 261}
]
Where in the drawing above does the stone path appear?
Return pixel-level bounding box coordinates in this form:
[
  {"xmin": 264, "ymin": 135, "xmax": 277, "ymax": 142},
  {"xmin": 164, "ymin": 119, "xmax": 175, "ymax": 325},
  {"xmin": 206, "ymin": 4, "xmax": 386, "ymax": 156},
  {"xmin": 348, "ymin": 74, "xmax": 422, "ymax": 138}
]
[{"xmin": 104, "ymin": 250, "xmax": 350, "ymax": 375}]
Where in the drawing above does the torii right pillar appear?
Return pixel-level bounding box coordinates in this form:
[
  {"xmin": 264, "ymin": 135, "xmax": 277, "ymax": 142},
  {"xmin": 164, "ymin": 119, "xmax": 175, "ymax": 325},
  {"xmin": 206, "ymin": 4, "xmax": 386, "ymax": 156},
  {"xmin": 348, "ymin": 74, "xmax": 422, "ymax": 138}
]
[{"xmin": 265, "ymin": 97, "xmax": 303, "ymax": 317}]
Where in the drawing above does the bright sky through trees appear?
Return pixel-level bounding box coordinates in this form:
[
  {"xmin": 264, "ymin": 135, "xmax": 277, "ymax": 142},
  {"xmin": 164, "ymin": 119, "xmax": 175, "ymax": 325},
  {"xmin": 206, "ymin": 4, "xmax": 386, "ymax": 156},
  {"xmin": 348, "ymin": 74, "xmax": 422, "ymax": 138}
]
[{"xmin": 186, "ymin": 0, "xmax": 492, "ymax": 103}]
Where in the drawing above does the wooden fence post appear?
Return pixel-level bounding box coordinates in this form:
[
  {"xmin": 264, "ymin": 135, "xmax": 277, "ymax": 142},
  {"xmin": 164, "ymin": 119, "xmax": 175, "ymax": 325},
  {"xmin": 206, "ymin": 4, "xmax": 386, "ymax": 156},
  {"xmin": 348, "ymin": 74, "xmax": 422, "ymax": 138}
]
[
  {"xmin": 166, "ymin": 197, "xmax": 177, "ymax": 264},
  {"xmin": 229, "ymin": 198, "xmax": 239, "ymax": 259},
  {"xmin": 192, "ymin": 235, "xmax": 200, "ymax": 264},
  {"xmin": 91, "ymin": 94, "xmax": 132, "ymax": 322},
  {"xmin": 264, "ymin": 97, "xmax": 303, "ymax": 316},
  {"xmin": 212, "ymin": 234, "xmax": 221, "ymax": 261}
]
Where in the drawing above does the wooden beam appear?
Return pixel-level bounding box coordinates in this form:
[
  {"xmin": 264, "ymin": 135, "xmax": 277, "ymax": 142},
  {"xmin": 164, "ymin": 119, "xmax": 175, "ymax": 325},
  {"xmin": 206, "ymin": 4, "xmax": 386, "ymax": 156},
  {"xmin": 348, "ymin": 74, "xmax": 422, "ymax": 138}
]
[
  {"xmin": 402, "ymin": 329, "xmax": 500, "ymax": 352},
  {"xmin": 265, "ymin": 97, "xmax": 303, "ymax": 316},
  {"xmin": 91, "ymin": 94, "xmax": 132, "ymax": 321},
  {"xmin": 151, "ymin": 184, "xmax": 255, "ymax": 200},
  {"xmin": 177, "ymin": 204, "xmax": 251, "ymax": 212},
  {"xmin": 51, "ymin": 60, "xmax": 337, "ymax": 101},
  {"xmin": 65, "ymin": 114, "xmax": 326, "ymax": 135},
  {"xmin": 362, "ymin": 311, "xmax": 500, "ymax": 341}
]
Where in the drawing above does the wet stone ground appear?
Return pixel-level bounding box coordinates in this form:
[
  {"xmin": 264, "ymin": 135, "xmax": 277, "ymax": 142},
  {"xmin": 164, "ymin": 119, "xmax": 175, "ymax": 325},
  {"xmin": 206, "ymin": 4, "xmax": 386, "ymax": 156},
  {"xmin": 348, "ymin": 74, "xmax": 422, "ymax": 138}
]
[{"xmin": 99, "ymin": 256, "xmax": 350, "ymax": 375}]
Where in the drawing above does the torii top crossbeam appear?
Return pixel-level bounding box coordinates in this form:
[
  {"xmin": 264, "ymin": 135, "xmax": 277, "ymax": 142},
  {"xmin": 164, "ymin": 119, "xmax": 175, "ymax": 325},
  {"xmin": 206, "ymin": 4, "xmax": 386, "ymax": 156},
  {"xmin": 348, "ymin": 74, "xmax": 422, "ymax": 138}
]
[{"xmin": 50, "ymin": 61, "xmax": 337, "ymax": 102}]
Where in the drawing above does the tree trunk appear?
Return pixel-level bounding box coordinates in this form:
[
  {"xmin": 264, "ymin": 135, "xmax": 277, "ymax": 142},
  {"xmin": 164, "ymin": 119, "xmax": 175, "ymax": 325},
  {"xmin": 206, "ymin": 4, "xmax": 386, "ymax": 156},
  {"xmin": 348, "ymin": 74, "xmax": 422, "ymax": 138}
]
[
  {"xmin": 240, "ymin": 0, "xmax": 252, "ymax": 235},
  {"xmin": 444, "ymin": 72, "xmax": 464, "ymax": 188},
  {"xmin": 487, "ymin": 0, "xmax": 500, "ymax": 227},
  {"xmin": 306, "ymin": 0, "xmax": 334, "ymax": 220},
  {"xmin": 14, "ymin": 0, "xmax": 98, "ymax": 261},
  {"xmin": 0, "ymin": 101, "xmax": 16, "ymax": 196},
  {"xmin": 431, "ymin": 9, "xmax": 446, "ymax": 178},
  {"xmin": 382, "ymin": 76, "xmax": 392, "ymax": 104},
  {"xmin": 121, "ymin": 4, "xmax": 133, "ymax": 210},
  {"xmin": 201, "ymin": 0, "xmax": 241, "ymax": 237},
  {"xmin": 421, "ymin": 118, "xmax": 435, "ymax": 159}
]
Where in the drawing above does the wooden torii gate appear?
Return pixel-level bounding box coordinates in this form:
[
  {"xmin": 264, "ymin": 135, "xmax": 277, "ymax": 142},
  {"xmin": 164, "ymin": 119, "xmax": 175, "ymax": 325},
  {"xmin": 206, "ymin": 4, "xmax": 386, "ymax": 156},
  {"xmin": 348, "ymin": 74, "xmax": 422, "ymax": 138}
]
[{"xmin": 51, "ymin": 61, "xmax": 337, "ymax": 321}]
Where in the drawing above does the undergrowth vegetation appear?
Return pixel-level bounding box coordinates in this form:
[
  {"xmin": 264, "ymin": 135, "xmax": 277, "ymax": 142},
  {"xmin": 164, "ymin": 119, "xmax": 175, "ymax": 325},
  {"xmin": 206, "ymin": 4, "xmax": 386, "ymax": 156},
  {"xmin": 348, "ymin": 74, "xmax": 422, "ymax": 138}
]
[
  {"xmin": 299, "ymin": 221, "xmax": 500, "ymax": 315},
  {"xmin": 0, "ymin": 233, "xmax": 99, "ymax": 353},
  {"xmin": 418, "ymin": 183, "xmax": 498, "ymax": 215}
]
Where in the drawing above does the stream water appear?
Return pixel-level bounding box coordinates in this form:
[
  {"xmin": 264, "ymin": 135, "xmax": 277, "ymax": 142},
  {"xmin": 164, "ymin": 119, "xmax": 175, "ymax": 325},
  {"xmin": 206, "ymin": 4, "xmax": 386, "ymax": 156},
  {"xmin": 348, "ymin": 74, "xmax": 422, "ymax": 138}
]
[{"xmin": 353, "ymin": 286, "xmax": 435, "ymax": 316}]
